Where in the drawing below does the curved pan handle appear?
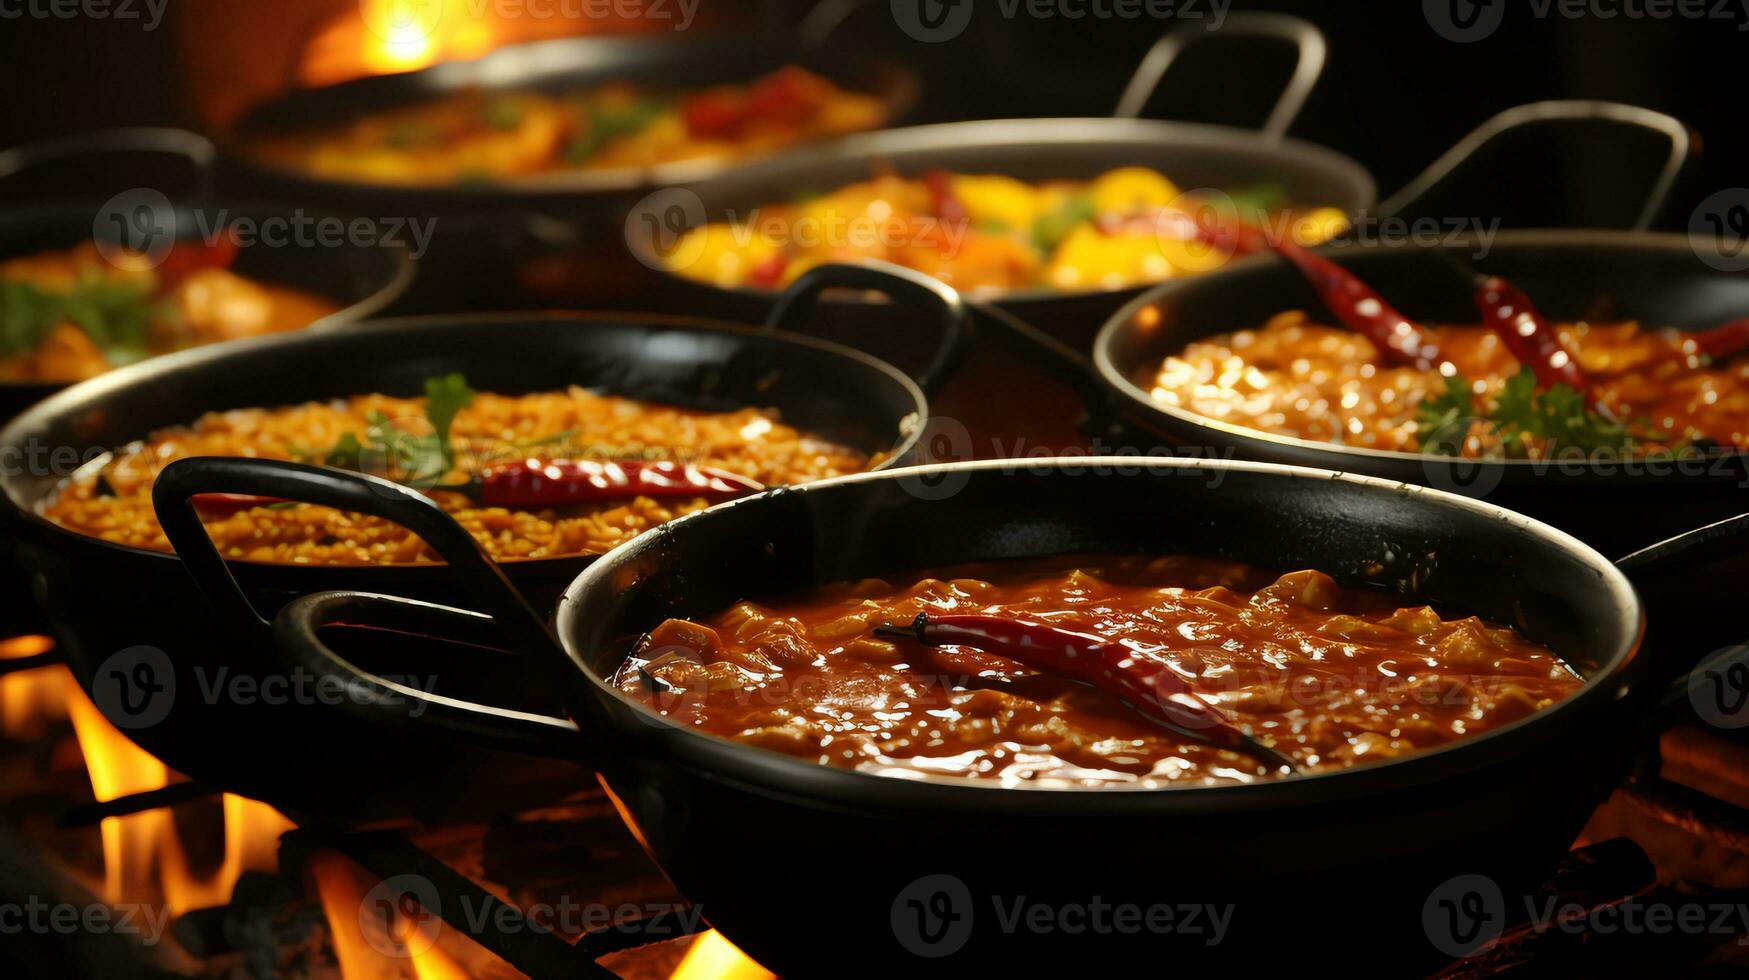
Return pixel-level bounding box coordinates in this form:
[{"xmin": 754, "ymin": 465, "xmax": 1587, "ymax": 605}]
[
  {"xmin": 151, "ymin": 457, "xmax": 561, "ymax": 667},
  {"xmin": 274, "ymin": 591, "xmax": 588, "ymax": 761},
  {"xmin": 1377, "ymin": 101, "xmax": 1692, "ymax": 232},
  {"xmin": 0, "ymin": 127, "xmax": 217, "ymax": 198},
  {"xmin": 1112, "ymin": 12, "xmax": 1327, "ymax": 143},
  {"xmin": 763, "ymin": 260, "xmax": 970, "ymax": 396},
  {"xmin": 795, "ymin": 0, "xmax": 871, "ymax": 49}
]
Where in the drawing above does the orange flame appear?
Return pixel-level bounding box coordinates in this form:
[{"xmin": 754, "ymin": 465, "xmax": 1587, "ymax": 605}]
[
  {"xmin": 0, "ymin": 635, "xmax": 66, "ymax": 740},
  {"xmin": 309, "ymin": 850, "xmax": 470, "ymax": 980},
  {"xmin": 670, "ymin": 930, "xmax": 775, "ymax": 980},
  {"xmin": 300, "ymin": 0, "xmax": 646, "ymax": 87},
  {"xmin": 59, "ymin": 678, "xmax": 294, "ymax": 915}
]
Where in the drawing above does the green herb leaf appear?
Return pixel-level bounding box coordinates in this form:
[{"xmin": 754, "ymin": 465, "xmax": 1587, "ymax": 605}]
[
  {"xmin": 0, "ymin": 275, "xmax": 161, "ymax": 363},
  {"xmin": 1414, "ymin": 372, "xmax": 1476, "ymax": 456},
  {"xmin": 423, "ymin": 372, "xmax": 476, "ymax": 469},
  {"xmin": 1419, "ymin": 368, "xmax": 1644, "ymax": 457},
  {"xmin": 1031, "ymin": 192, "xmax": 1095, "ymax": 254},
  {"xmin": 565, "ymin": 97, "xmax": 670, "ymax": 163}
]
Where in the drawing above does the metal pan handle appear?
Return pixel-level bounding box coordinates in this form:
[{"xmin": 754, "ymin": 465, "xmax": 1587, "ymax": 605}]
[
  {"xmin": 763, "ymin": 261, "xmax": 970, "ymax": 396},
  {"xmin": 1113, "ymin": 12, "xmax": 1327, "ymax": 143},
  {"xmin": 151, "ymin": 457, "xmax": 559, "ymax": 662},
  {"xmin": 0, "ymin": 127, "xmax": 217, "ymax": 197},
  {"xmin": 795, "ymin": 0, "xmax": 871, "ymax": 49},
  {"xmin": 1377, "ymin": 101, "xmax": 1692, "ymax": 232},
  {"xmin": 273, "ymin": 590, "xmax": 587, "ymax": 760}
]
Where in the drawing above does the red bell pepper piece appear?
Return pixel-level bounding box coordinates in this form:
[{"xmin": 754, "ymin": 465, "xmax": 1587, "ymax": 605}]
[
  {"xmin": 921, "ymin": 169, "xmax": 969, "ymax": 228},
  {"xmin": 876, "ymin": 612, "xmax": 1297, "ymax": 771},
  {"xmin": 681, "ymin": 90, "xmax": 749, "ymax": 139},
  {"xmin": 156, "ymin": 235, "xmax": 240, "ymax": 285}
]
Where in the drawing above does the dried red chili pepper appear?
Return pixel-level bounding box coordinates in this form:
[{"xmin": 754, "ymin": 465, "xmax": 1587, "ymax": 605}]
[
  {"xmin": 875, "ymin": 612, "xmax": 1297, "ymax": 771},
  {"xmin": 1474, "ymin": 275, "xmax": 1597, "ymax": 406},
  {"xmin": 1271, "ymin": 239, "xmax": 1442, "ymax": 370},
  {"xmin": 1687, "ymin": 317, "xmax": 1749, "ymax": 360},
  {"xmin": 466, "ymin": 458, "xmax": 762, "ymax": 507},
  {"xmin": 189, "ymin": 459, "xmax": 763, "ymax": 517}
]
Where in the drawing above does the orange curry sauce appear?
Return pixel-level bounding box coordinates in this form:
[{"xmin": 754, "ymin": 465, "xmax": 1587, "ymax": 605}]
[
  {"xmin": 1143, "ymin": 312, "xmax": 1749, "ymax": 453},
  {"xmin": 613, "ymin": 556, "xmax": 1583, "ymax": 787}
]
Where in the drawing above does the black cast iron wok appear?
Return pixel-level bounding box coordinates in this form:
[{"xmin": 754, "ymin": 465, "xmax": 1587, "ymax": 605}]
[
  {"xmin": 0, "ymin": 128, "xmax": 415, "ymax": 421},
  {"xmin": 219, "ymin": 8, "xmax": 917, "ymax": 216},
  {"xmin": 631, "ymin": 13, "xmax": 1371, "ymax": 344},
  {"xmin": 1091, "ymin": 230, "xmax": 1749, "ymax": 559},
  {"xmin": 260, "ymin": 454, "xmax": 1745, "ymax": 974},
  {"xmin": 0, "ymin": 262, "xmax": 964, "ymax": 821},
  {"xmin": 641, "ymin": 93, "xmax": 1693, "ymax": 365}
]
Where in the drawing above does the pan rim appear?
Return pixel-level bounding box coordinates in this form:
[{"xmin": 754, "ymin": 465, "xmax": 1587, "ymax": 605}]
[
  {"xmin": 1091, "ymin": 229, "xmax": 1749, "ymax": 472},
  {"xmin": 0, "ymin": 310, "xmax": 929, "ymax": 571},
  {"xmin": 556, "ymin": 455, "xmax": 1647, "ymax": 807},
  {"xmin": 637, "ymin": 115, "xmax": 1379, "ymax": 305}
]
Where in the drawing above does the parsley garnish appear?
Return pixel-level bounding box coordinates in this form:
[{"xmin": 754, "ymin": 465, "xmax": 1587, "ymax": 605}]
[
  {"xmin": 293, "ymin": 373, "xmax": 476, "ymax": 487},
  {"xmin": 1416, "ymin": 368, "xmax": 1646, "ymax": 457},
  {"xmin": 0, "ymin": 276, "xmax": 161, "ymax": 363}
]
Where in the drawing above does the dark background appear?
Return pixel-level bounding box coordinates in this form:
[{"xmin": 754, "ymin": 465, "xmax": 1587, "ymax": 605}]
[{"xmin": 0, "ymin": 0, "xmax": 1740, "ymax": 226}]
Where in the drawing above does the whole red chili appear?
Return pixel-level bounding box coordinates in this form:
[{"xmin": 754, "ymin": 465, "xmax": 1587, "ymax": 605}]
[
  {"xmin": 1687, "ymin": 317, "xmax": 1749, "ymax": 360},
  {"xmin": 469, "ymin": 459, "xmax": 762, "ymax": 507},
  {"xmin": 1474, "ymin": 275, "xmax": 1596, "ymax": 406},
  {"xmin": 875, "ymin": 612, "xmax": 1297, "ymax": 772},
  {"xmin": 1271, "ymin": 239, "xmax": 1443, "ymax": 370},
  {"xmin": 189, "ymin": 459, "xmax": 764, "ymax": 516}
]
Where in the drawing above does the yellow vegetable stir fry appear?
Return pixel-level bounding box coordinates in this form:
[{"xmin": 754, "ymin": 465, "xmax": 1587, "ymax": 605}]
[{"xmin": 666, "ymin": 166, "xmax": 1347, "ymax": 294}]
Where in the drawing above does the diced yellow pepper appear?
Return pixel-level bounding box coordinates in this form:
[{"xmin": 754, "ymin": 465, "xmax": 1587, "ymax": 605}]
[{"xmin": 1089, "ymin": 167, "xmax": 1180, "ymax": 218}]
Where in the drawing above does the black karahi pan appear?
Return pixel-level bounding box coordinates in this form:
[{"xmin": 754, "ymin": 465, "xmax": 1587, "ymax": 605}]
[
  {"xmin": 218, "ymin": 16, "xmax": 918, "ymax": 218},
  {"xmin": 638, "ymin": 94, "xmax": 1694, "ymax": 376},
  {"xmin": 0, "ymin": 262, "xmax": 965, "ymax": 821},
  {"xmin": 0, "ymin": 128, "xmax": 415, "ymax": 421},
  {"xmin": 260, "ymin": 455, "xmax": 1749, "ymax": 974},
  {"xmin": 1091, "ymin": 230, "xmax": 1749, "ymax": 558}
]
